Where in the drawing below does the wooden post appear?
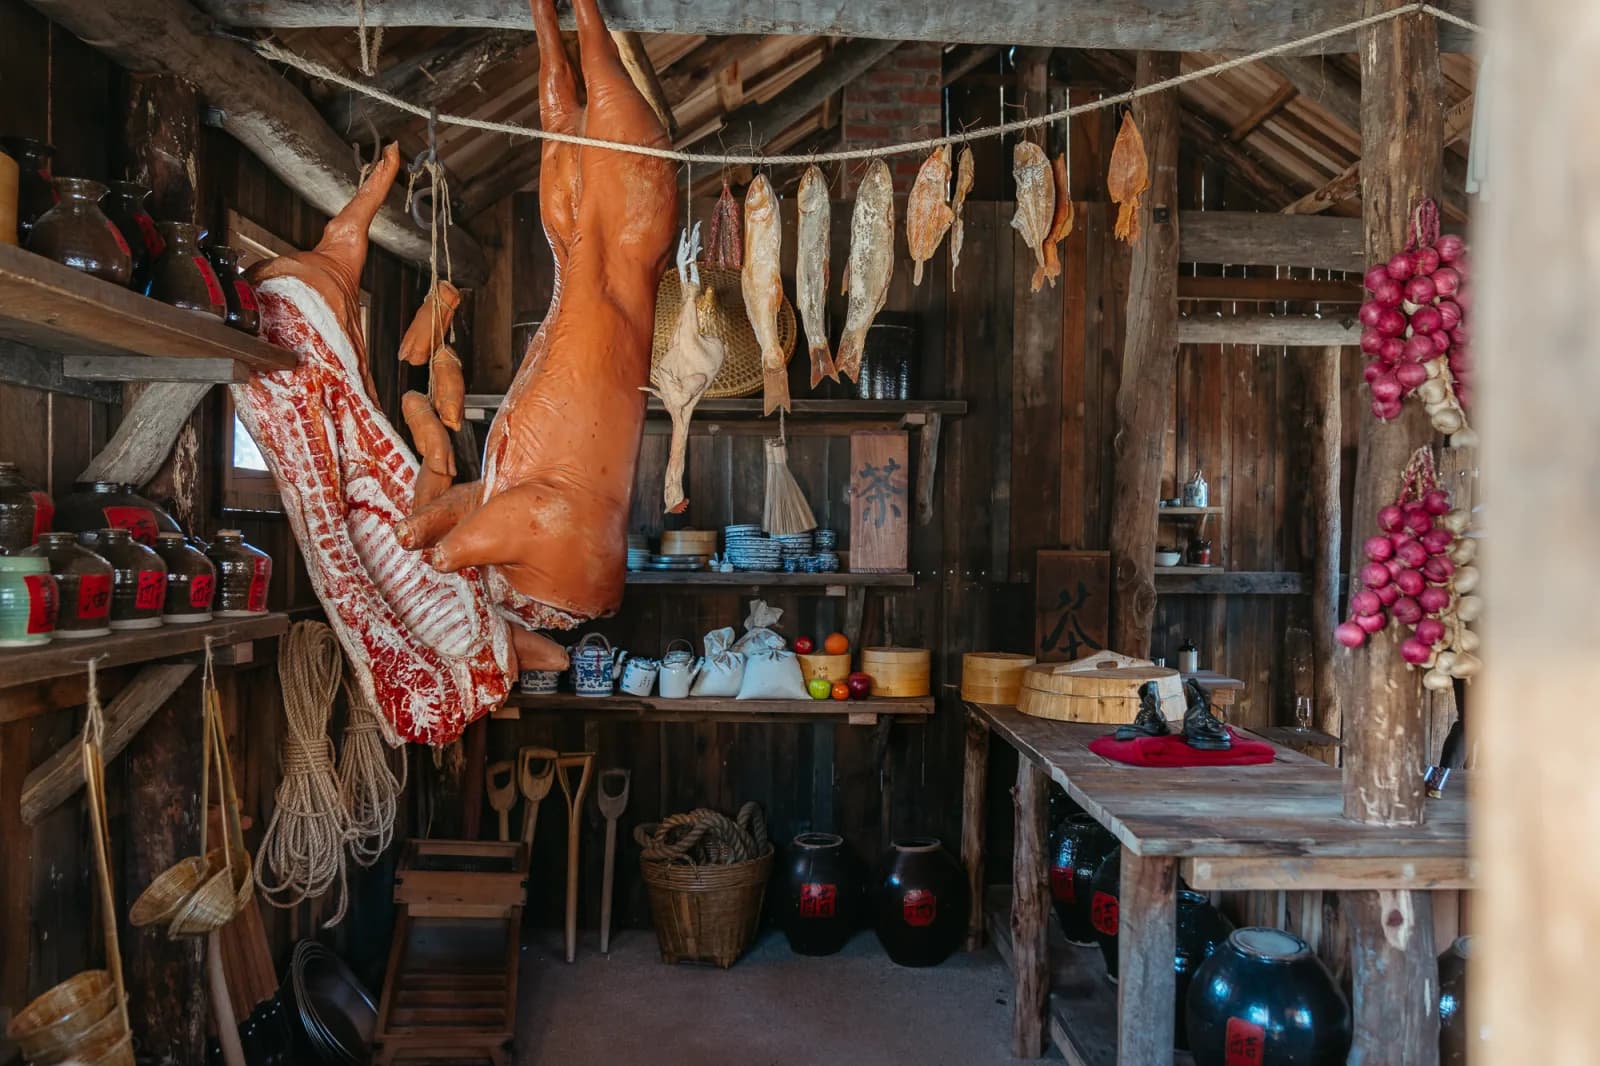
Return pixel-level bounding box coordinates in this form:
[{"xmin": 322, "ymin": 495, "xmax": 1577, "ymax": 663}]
[
  {"xmin": 1309, "ymin": 346, "xmax": 1343, "ymax": 739},
  {"xmin": 1478, "ymin": 0, "xmax": 1600, "ymax": 1058},
  {"xmin": 1010, "ymin": 759, "xmax": 1049, "ymax": 1059},
  {"xmin": 961, "ymin": 711, "xmax": 989, "ymax": 951},
  {"xmin": 1115, "ymin": 849, "xmax": 1178, "ymax": 1065},
  {"xmin": 1347, "ymin": 890, "xmax": 1437, "ymax": 1060},
  {"xmin": 1108, "ymin": 51, "xmax": 1180, "ymax": 657}
]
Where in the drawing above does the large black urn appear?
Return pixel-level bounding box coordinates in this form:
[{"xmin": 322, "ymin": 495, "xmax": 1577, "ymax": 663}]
[
  {"xmin": 1049, "ymin": 814, "xmax": 1116, "ymax": 946},
  {"xmin": 873, "ymin": 837, "xmax": 967, "ymax": 967},
  {"xmin": 779, "ymin": 832, "xmax": 862, "ymax": 957},
  {"xmin": 1186, "ymin": 927, "xmax": 1351, "ymax": 1066},
  {"xmin": 1439, "ymin": 935, "xmax": 1483, "ymax": 1065}
]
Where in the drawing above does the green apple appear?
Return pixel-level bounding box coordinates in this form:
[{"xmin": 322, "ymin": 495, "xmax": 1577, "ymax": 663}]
[{"xmin": 807, "ymin": 677, "xmax": 833, "ymax": 700}]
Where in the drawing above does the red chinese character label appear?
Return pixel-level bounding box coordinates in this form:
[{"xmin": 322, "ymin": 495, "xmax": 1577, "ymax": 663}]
[
  {"xmin": 1050, "ymin": 863, "xmax": 1076, "ymax": 905},
  {"xmin": 102, "ymin": 505, "xmax": 158, "ymax": 545},
  {"xmin": 1224, "ymin": 1017, "xmax": 1266, "ymax": 1066},
  {"xmin": 902, "ymin": 888, "xmax": 936, "ymax": 928},
  {"xmin": 24, "ymin": 574, "xmax": 57, "ymax": 633},
  {"xmin": 1090, "ymin": 891, "xmax": 1119, "ymax": 937},
  {"xmin": 134, "ymin": 570, "xmax": 165, "ymax": 611},
  {"xmin": 29, "ymin": 491, "xmax": 53, "ymax": 542},
  {"xmin": 234, "ymin": 280, "xmax": 258, "ymax": 311},
  {"xmin": 194, "ymin": 256, "xmax": 226, "ymax": 309},
  {"xmin": 105, "ymin": 221, "xmax": 131, "ymax": 256},
  {"xmin": 76, "ymin": 573, "xmax": 111, "ymax": 619},
  {"xmin": 134, "ymin": 213, "xmax": 165, "ymax": 256},
  {"xmin": 247, "ymin": 556, "xmax": 270, "ymax": 612},
  {"xmin": 189, "ymin": 573, "xmax": 215, "ymax": 609},
  {"xmin": 798, "ymin": 882, "xmax": 837, "ymax": 919}
]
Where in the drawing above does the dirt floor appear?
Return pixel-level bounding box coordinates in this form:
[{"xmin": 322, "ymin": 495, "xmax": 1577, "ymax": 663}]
[{"xmin": 515, "ymin": 926, "xmax": 1064, "ymax": 1064}]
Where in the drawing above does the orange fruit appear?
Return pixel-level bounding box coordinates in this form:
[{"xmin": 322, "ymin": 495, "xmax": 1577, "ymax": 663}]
[
  {"xmin": 830, "ymin": 682, "xmax": 850, "ymax": 701},
  {"xmin": 823, "ymin": 632, "xmax": 849, "ymax": 656}
]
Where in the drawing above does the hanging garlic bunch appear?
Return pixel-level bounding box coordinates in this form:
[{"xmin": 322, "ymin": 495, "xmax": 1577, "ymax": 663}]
[{"xmin": 1420, "ymin": 507, "xmax": 1483, "ymax": 690}]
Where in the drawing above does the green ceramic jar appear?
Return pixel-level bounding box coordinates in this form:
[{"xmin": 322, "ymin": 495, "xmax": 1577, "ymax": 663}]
[{"xmin": 0, "ymin": 554, "xmax": 57, "ymax": 646}]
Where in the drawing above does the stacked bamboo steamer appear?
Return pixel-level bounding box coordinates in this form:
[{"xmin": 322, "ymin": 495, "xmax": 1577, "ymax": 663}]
[
  {"xmin": 1016, "ymin": 652, "xmax": 1185, "ymax": 725},
  {"xmin": 859, "ymin": 647, "xmax": 931, "ymax": 697},
  {"xmin": 659, "ymin": 529, "xmax": 717, "ymax": 563},
  {"xmin": 960, "ymin": 652, "xmax": 1037, "ymax": 703}
]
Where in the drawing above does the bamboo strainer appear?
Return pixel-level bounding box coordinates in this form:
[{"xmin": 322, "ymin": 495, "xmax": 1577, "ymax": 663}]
[{"xmin": 652, "ymin": 264, "xmax": 796, "ymax": 399}]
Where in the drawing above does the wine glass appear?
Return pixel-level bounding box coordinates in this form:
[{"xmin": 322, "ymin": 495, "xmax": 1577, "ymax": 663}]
[{"xmin": 1294, "ymin": 695, "xmax": 1314, "ymax": 733}]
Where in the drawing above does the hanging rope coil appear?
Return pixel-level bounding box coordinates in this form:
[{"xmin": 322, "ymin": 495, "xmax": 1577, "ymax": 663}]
[
  {"xmin": 255, "ymin": 621, "xmax": 353, "ymax": 926},
  {"xmin": 338, "ymin": 679, "xmax": 407, "ymax": 868}
]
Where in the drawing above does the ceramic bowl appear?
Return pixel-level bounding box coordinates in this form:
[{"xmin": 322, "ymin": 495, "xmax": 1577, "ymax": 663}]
[{"xmin": 1155, "ymin": 550, "xmax": 1183, "ymax": 567}]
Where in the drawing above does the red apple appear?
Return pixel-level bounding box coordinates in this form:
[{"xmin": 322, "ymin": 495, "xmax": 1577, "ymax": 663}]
[
  {"xmin": 794, "ymin": 636, "xmax": 815, "ymax": 655},
  {"xmin": 846, "ymin": 672, "xmax": 873, "ymax": 700}
]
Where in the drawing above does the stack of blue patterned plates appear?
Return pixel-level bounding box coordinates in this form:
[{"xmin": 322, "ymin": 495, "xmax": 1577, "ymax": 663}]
[
  {"xmin": 724, "ymin": 525, "xmax": 781, "ymax": 570},
  {"xmin": 774, "ymin": 532, "xmax": 814, "ymax": 562},
  {"xmin": 626, "ymin": 534, "xmax": 650, "ymax": 571}
]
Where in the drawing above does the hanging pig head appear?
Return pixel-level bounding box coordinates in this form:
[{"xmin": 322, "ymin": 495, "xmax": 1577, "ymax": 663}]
[{"xmin": 395, "ymin": 0, "xmax": 679, "ymax": 651}]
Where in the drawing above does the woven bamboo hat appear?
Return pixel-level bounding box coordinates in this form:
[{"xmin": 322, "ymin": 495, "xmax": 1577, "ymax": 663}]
[{"xmin": 651, "ymin": 264, "xmax": 796, "ymax": 400}]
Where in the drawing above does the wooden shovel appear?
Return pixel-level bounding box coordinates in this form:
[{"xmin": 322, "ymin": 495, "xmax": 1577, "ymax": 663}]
[
  {"xmin": 517, "ymin": 746, "xmax": 558, "ymax": 850},
  {"xmin": 595, "ymin": 768, "xmax": 631, "ymax": 955},
  {"xmin": 555, "ymin": 752, "xmax": 595, "ymax": 963},
  {"xmin": 485, "ymin": 760, "xmax": 517, "ymax": 842}
]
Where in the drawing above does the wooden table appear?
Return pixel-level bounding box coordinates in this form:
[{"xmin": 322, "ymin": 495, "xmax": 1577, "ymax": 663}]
[{"xmin": 961, "ymin": 701, "xmax": 1472, "ymax": 1064}]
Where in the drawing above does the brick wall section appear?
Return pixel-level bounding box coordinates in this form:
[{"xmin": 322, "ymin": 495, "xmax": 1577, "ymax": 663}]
[{"xmin": 841, "ymin": 42, "xmax": 944, "ymax": 197}]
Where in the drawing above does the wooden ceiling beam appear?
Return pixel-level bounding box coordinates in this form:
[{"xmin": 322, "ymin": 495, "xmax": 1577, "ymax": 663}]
[
  {"xmin": 611, "ymin": 29, "xmax": 678, "ymax": 137},
  {"xmin": 326, "ymin": 29, "xmax": 530, "ymax": 140},
  {"xmin": 194, "ymin": 0, "xmax": 1478, "ymax": 53},
  {"xmin": 21, "ymin": 0, "xmax": 487, "ymax": 283},
  {"xmin": 1228, "ymin": 81, "xmax": 1299, "ymax": 142},
  {"xmin": 1179, "ymin": 211, "xmax": 1365, "ymax": 272}
]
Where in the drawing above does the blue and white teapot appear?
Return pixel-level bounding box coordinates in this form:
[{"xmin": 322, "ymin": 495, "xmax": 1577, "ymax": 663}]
[{"xmin": 571, "ymin": 633, "xmax": 628, "ymax": 697}]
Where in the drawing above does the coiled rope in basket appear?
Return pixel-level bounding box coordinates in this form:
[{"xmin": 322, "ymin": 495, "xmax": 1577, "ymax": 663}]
[{"xmin": 634, "ymin": 802, "xmax": 773, "ymax": 968}]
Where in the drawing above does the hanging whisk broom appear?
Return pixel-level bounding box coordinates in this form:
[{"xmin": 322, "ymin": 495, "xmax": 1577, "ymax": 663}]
[{"xmin": 762, "ymin": 426, "xmax": 816, "ymax": 536}]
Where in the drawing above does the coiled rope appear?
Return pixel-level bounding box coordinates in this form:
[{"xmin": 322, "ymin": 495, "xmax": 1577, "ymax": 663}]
[
  {"xmin": 634, "ymin": 802, "xmax": 770, "ymax": 865},
  {"xmin": 337, "ymin": 678, "xmax": 407, "ymax": 868}
]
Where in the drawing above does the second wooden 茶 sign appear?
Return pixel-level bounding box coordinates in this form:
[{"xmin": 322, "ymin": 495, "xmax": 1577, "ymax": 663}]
[{"xmin": 849, "ymin": 431, "xmax": 909, "ymax": 572}]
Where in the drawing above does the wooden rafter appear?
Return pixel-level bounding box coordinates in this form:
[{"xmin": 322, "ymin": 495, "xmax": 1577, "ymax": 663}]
[
  {"xmin": 1228, "ymin": 80, "xmax": 1299, "ymax": 142},
  {"xmin": 326, "ymin": 29, "xmax": 530, "ymax": 139}
]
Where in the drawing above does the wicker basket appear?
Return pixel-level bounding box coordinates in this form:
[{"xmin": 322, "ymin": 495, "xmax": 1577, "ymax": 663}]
[
  {"xmin": 651, "ymin": 264, "xmax": 796, "ymax": 399},
  {"xmin": 640, "ymin": 847, "xmax": 774, "ymax": 968},
  {"xmin": 5, "ymin": 970, "xmax": 117, "ymax": 1060}
]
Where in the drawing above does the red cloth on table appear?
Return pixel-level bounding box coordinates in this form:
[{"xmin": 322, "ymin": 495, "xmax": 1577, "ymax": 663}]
[{"xmin": 1088, "ymin": 727, "xmax": 1275, "ymax": 768}]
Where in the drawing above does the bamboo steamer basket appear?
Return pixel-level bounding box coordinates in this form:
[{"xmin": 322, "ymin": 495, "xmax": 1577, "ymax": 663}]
[
  {"xmin": 859, "ymin": 647, "xmax": 931, "ymax": 698},
  {"xmin": 797, "ymin": 652, "xmax": 851, "ymax": 684},
  {"xmin": 961, "ymin": 652, "xmax": 1037, "ymax": 704},
  {"xmin": 0, "ymin": 149, "xmax": 17, "ymax": 246},
  {"xmin": 1016, "ymin": 652, "xmax": 1185, "ymax": 725},
  {"xmin": 660, "ymin": 530, "xmax": 718, "ymax": 556},
  {"xmin": 5, "ymin": 971, "xmax": 117, "ymax": 1060}
]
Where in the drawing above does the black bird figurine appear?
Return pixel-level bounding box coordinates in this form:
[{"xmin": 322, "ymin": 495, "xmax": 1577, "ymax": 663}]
[
  {"xmin": 1115, "ymin": 681, "xmax": 1172, "ymax": 741},
  {"xmin": 1181, "ymin": 678, "xmax": 1232, "ymax": 750}
]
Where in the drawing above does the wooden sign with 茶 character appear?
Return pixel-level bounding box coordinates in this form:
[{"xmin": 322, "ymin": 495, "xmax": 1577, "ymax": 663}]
[
  {"xmin": 1033, "ymin": 550, "xmax": 1111, "ymax": 663},
  {"xmin": 849, "ymin": 430, "xmax": 909, "ymax": 572}
]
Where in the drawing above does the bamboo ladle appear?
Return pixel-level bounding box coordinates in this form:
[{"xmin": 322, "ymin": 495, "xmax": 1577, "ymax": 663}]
[
  {"xmin": 485, "ymin": 760, "xmax": 517, "ymax": 842},
  {"xmin": 555, "ymin": 752, "xmax": 595, "ymax": 963},
  {"xmin": 595, "ymin": 768, "xmax": 631, "ymax": 955}
]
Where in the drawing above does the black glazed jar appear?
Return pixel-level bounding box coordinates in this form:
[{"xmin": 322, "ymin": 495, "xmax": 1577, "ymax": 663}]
[
  {"xmin": 206, "ymin": 529, "xmax": 272, "ymax": 616},
  {"xmin": 1438, "ymin": 935, "xmax": 1482, "ymax": 1065},
  {"xmin": 26, "ymin": 177, "xmax": 132, "ymax": 286},
  {"xmin": 150, "ymin": 222, "xmax": 226, "ymax": 319},
  {"xmin": 154, "ymin": 532, "xmax": 216, "ymax": 624},
  {"xmin": 207, "ymin": 245, "xmax": 261, "ymax": 335},
  {"xmin": 54, "ymin": 482, "xmax": 179, "ymax": 546},
  {"xmin": 872, "ymin": 837, "xmax": 967, "ymax": 967},
  {"xmin": 1173, "ymin": 891, "xmax": 1235, "ymax": 1050},
  {"xmin": 0, "ymin": 461, "xmax": 53, "ymax": 553},
  {"xmin": 80, "ymin": 527, "xmax": 167, "ymax": 630},
  {"xmin": 23, "ymin": 532, "xmax": 112, "ymax": 638},
  {"xmin": 1186, "ymin": 927, "xmax": 1352, "ymax": 1066},
  {"xmin": 102, "ymin": 181, "xmax": 165, "ymax": 292},
  {"xmin": 1049, "ymin": 813, "xmax": 1116, "ymax": 947},
  {"xmin": 1, "ymin": 136, "xmax": 55, "ymax": 236},
  {"xmin": 779, "ymin": 832, "xmax": 863, "ymax": 957},
  {"xmin": 1089, "ymin": 849, "xmax": 1122, "ymax": 980}
]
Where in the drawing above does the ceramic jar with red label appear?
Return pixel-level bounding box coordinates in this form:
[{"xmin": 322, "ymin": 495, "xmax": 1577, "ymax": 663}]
[
  {"xmin": 102, "ymin": 181, "xmax": 164, "ymax": 292},
  {"xmin": 779, "ymin": 832, "xmax": 863, "ymax": 957},
  {"xmin": 1049, "ymin": 813, "xmax": 1117, "ymax": 947},
  {"xmin": 0, "ymin": 461, "xmax": 53, "ymax": 553},
  {"xmin": 23, "ymin": 532, "xmax": 112, "ymax": 638},
  {"xmin": 0, "ymin": 136, "xmax": 55, "ymax": 238},
  {"xmin": 1185, "ymin": 927, "xmax": 1351, "ymax": 1066},
  {"xmin": 80, "ymin": 527, "xmax": 166, "ymax": 630},
  {"xmin": 872, "ymin": 837, "xmax": 967, "ymax": 967},
  {"xmin": 26, "ymin": 177, "xmax": 132, "ymax": 286},
  {"xmin": 206, "ymin": 245, "xmax": 260, "ymax": 335},
  {"xmin": 206, "ymin": 529, "xmax": 271, "ymax": 616},
  {"xmin": 0, "ymin": 555, "xmax": 57, "ymax": 646},
  {"xmin": 150, "ymin": 222, "xmax": 226, "ymax": 319},
  {"xmin": 153, "ymin": 532, "xmax": 216, "ymax": 624},
  {"xmin": 1089, "ymin": 848, "xmax": 1122, "ymax": 978},
  {"xmin": 54, "ymin": 482, "xmax": 179, "ymax": 546}
]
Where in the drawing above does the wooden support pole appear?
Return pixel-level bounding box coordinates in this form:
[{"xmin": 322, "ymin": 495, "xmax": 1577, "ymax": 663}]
[
  {"xmin": 1010, "ymin": 758, "xmax": 1049, "ymax": 1059},
  {"xmin": 1310, "ymin": 346, "xmax": 1343, "ymax": 740},
  {"xmin": 1347, "ymin": 890, "xmax": 1438, "ymax": 1057},
  {"xmin": 961, "ymin": 711, "xmax": 989, "ymax": 951},
  {"xmin": 1115, "ymin": 849, "xmax": 1178, "ymax": 1065},
  {"xmin": 1108, "ymin": 51, "xmax": 1180, "ymax": 657}
]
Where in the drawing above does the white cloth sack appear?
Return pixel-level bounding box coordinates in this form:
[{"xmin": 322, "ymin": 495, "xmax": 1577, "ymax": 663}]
[
  {"xmin": 737, "ymin": 647, "xmax": 809, "ymax": 700},
  {"xmin": 690, "ymin": 626, "xmax": 745, "ymax": 697}
]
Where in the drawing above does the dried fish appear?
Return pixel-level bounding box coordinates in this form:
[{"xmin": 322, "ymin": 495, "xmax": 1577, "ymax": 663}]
[
  {"xmin": 705, "ymin": 180, "xmax": 743, "ymax": 269},
  {"xmin": 1108, "ymin": 112, "xmax": 1150, "ymax": 245},
  {"xmin": 906, "ymin": 145, "xmax": 954, "ymax": 287},
  {"xmin": 1041, "ymin": 154, "xmax": 1074, "ymax": 288},
  {"xmin": 741, "ymin": 175, "xmax": 788, "ymax": 415},
  {"xmin": 836, "ymin": 159, "xmax": 895, "ymax": 384},
  {"xmin": 949, "ymin": 147, "xmax": 975, "ymax": 290},
  {"xmin": 795, "ymin": 165, "xmax": 837, "ymax": 388},
  {"xmin": 1011, "ymin": 140, "xmax": 1055, "ymax": 293}
]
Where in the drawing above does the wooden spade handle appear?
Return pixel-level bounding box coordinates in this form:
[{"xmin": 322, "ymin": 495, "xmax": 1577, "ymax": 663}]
[
  {"xmin": 556, "ymin": 752, "xmax": 596, "ymax": 963},
  {"xmin": 485, "ymin": 759, "xmax": 517, "ymax": 843}
]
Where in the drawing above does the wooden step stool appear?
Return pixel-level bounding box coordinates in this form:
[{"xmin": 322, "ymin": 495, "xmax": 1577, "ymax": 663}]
[{"xmin": 374, "ymin": 840, "xmax": 528, "ymax": 1066}]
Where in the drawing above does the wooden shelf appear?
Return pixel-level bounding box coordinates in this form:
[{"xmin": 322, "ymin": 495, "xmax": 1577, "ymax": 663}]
[
  {"xmin": 626, "ymin": 570, "xmax": 912, "ymax": 592},
  {"xmin": 0, "ymin": 243, "xmax": 295, "ymax": 377},
  {"xmin": 463, "ymin": 395, "xmax": 967, "ymax": 423},
  {"xmin": 1157, "ymin": 506, "xmax": 1223, "ymax": 516},
  {"xmin": 1155, "ymin": 570, "xmax": 1306, "ymax": 595},
  {"xmin": 493, "ymin": 692, "xmax": 934, "ymax": 725},
  {"xmin": 0, "ymin": 612, "xmax": 290, "ymax": 692}
]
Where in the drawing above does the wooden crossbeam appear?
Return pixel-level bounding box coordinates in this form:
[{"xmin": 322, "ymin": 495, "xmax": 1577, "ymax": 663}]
[
  {"xmin": 1178, "ymin": 313, "xmax": 1359, "ymax": 346},
  {"xmin": 1229, "ymin": 81, "xmax": 1299, "ymax": 142},
  {"xmin": 1179, "ymin": 211, "xmax": 1364, "ymax": 272},
  {"xmin": 326, "ymin": 30, "xmax": 530, "ymax": 140}
]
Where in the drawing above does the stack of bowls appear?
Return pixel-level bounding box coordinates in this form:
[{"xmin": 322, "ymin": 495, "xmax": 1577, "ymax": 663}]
[
  {"xmin": 724, "ymin": 525, "xmax": 781, "ymax": 571},
  {"xmin": 814, "ymin": 529, "xmax": 838, "ymax": 550},
  {"xmin": 774, "ymin": 532, "xmax": 815, "ymax": 564},
  {"xmin": 287, "ymin": 941, "xmax": 377, "ymax": 1065},
  {"xmin": 626, "ymin": 534, "xmax": 650, "ymax": 572}
]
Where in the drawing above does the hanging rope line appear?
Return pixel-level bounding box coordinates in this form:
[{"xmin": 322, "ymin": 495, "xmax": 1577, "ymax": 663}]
[{"xmin": 248, "ymin": 3, "xmax": 1482, "ymax": 169}]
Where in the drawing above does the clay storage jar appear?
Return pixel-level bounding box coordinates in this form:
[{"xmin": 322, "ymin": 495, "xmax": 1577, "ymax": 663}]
[
  {"xmin": 872, "ymin": 837, "xmax": 968, "ymax": 967},
  {"xmin": 102, "ymin": 181, "xmax": 164, "ymax": 292},
  {"xmin": 26, "ymin": 178, "xmax": 132, "ymax": 286},
  {"xmin": 1172, "ymin": 891, "xmax": 1235, "ymax": 1050},
  {"xmin": 23, "ymin": 533, "xmax": 112, "ymax": 638},
  {"xmin": 150, "ymin": 222, "xmax": 226, "ymax": 319},
  {"xmin": 0, "ymin": 136, "xmax": 55, "ymax": 237},
  {"xmin": 0, "ymin": 555, "xmax": 57, "ymax": 646},
  {"xmin": 80, "ymin": 527, "xmax": 166, "ymax": 630},
  {"xmin": 0, "ymin": 145, "xmax": 17, "ymax": 246},
  {"xmin": 779, "ymin": 833, "xmax": 863, "ymax": 957},
  {"xmin": 1048, "ymin": 813, "xmax": 1117, "ymax": 946},
  {"xmin": 1185, "ymin": 927, "xmax": 1352, "ymax": 1066},
  {"xmin": 153, "ymin": 533, "xmax": 216, "ymax": 624},
  {"xmin": 206, "ymin": 245, "xmax": 261, "ymax": 335},
  {"xmin": 206, "ymin": 529, "xmax": 271, "ymax": 616},
  {"xmin": 1438, "ymin": 935, "xmax": 1481, "ymax": 1066},
  {"xmin": 53, "ymin": 482, "xmax": 179, "ymax": 547},
  {"xmin": 0, "ymin": 461, "xmax": 53, "ymax": 552}
]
